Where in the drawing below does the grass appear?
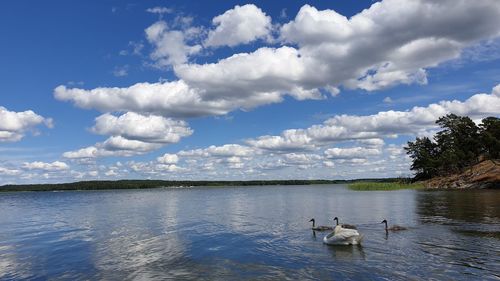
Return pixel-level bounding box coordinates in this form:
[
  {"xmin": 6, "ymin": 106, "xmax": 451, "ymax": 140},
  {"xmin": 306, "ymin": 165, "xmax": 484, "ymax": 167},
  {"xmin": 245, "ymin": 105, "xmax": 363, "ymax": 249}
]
[{"xmin": 348, "ymin": 182, "xmax": 424, "ymax": 191}]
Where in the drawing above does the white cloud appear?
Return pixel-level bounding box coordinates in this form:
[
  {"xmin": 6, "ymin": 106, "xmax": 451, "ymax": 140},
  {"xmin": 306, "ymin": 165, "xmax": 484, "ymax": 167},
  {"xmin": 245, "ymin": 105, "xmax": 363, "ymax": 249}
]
[
  {"xmin": 204, "ymin": 4, "xmax": 272, "ymax": 48},
  {"xmin": 56, "ymin": 1, "xmax": 500, "ymax": 120},
  {"xmin": 323, "ymin": 161, "xmax": 335, "ymax": 168},
  {"xmin": 324, "ymin": 147, "xmax": 381, "ymax": 159},
  {"xmin": 145, "ymin": 21, "xmax": 202, "ymax": 67},
  {"xmin": 120, "ymin": 41, "xmax": 144, "ymax": 56},
  {"xmin": 156, "ymin": 164, "xmax": 186, "ymax": 172},
  {"xmin": 101, "ymin": 136, "xmax": 162, "ymax": 153},
  {"xmin": 0, "ymin": 106, "xmax": 52, "ymax": 142},
  {"xmin": 22, "ymin": 161, "xmax": 69, "ymax": 171},
  {"xmin": 63, "ymin": 137, "xmax": 162, "ymax": 159},
  {"xmin": 278, "ymin": 1, "xmax": 500, "ymax": 90},
  {"xmin": 62, "ymin": 146, "xmax": 100, "ymax": 159},
  {"xmin": 157, "ymin": 153, "xmax": 179, "ymax": 164},
  {"xmin": 63, "ymin": 112, "xmax": 192, "ymax": 159},
  {"xmin": 113, "ymin": 65, "xmax": 129, "ymax": 77},
  {"xmin": 146, "ymin": 7, "xmax": 173, "ymax": 15},
  {"xmin": 175, "ymin": 46, "xmax": 323, "ymax": 101},
  {"xmin": 91, "ymin": 112, "xmax": 192, "ymax": 144},
  {"xmin": 105, "ymin": 169, "xmax": 118, "ymax": 177},
  {"xmin": 359, "ymin": 138, "xmax": 385, "ymax": 148},
  {"xmin": 176, "ymin": 0, "xmax": 500, "ymax": 104},
  {"xmin": 283, "ymin": 153, "xmax": 322, "ymax": 164},
  {"xmin": 179, "ymin": 144, "xmax": 254, "ymax": 157},
  {"xmin": 54, "ymin": 81, "xmax": 260, "ymax": 118},
  {"xmin": 246, "ymin": 129, "xmax": 314, "ymax": 152},
  {"xmin": 246, "ymin": 85, "xmax": 500, "ymax": 152},
  {"xmin": 0, "ymin": 167, "xmax": 21, "ymax": 176}
]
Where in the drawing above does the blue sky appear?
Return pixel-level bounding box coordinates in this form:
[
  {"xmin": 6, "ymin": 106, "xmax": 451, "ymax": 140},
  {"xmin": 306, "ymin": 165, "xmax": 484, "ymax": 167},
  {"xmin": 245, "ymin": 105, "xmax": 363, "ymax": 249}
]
[{"xmin": 1, "ymin": 0, "xmax": 499, "ymax": 183}]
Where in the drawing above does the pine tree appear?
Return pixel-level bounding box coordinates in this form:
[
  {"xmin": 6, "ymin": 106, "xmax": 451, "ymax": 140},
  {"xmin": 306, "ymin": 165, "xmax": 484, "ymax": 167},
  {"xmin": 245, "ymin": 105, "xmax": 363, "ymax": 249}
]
[{"xmin": 479, "ymin": 117, "xmax": 500, "ymax": 159}]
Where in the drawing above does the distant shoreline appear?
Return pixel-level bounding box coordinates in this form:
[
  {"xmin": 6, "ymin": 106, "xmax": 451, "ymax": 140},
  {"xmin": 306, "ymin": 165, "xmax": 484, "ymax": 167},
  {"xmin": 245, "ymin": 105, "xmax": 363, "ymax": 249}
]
[{"xmin": 0, "ymin": 179, "xmax": 402, "ymax": 192}]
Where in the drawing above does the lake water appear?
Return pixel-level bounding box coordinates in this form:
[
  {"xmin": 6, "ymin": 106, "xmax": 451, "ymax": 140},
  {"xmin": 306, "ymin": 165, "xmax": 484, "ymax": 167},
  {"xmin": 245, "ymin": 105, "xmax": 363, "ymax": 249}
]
[{"xmin": 0, "ymin": 185, "xmax": 499, "ymax": 280}]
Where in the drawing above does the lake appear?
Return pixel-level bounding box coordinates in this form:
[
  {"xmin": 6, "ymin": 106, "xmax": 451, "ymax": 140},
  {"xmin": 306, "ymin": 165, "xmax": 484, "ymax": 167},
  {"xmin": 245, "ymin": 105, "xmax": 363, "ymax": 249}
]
[{"xmin": 0, "ymin": 185, "xmax": 499, "ymax": 280}]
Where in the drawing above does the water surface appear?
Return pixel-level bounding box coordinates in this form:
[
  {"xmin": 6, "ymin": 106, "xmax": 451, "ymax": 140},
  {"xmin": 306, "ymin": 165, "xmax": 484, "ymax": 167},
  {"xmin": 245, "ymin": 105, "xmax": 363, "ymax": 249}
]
[{"xmin": 0, "ymin": 185, "xmax": 499, "ymax": 280}]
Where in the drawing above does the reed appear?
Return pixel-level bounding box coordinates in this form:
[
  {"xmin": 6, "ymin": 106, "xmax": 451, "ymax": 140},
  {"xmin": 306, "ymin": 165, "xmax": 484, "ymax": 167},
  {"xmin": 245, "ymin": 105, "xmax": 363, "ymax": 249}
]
[{"xmin": 348, "ymin": 182, "xmax": 424, "ymax": 191}]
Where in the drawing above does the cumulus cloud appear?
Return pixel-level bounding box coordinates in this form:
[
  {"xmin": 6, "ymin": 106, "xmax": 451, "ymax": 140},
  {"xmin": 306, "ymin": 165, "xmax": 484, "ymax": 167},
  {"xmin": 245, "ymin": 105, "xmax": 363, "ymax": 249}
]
[
  {"xmin": 175, "ymin": 46, "xmax": 323, "ymax": 101},
  {"xmin": 56, "ymin": 85, "xmax": 499, "ymax": 181},
  {"xmin": 246, "ymin": 129, "xmax": 314, "ymax": 152},
  {"xmin": 91, "ymin": 112, "xmax": 192, "ymax": 143},
  {"xmin": 63, "ymin": 112, "xmax": 192, "ymax": 159},
  {"xmin": 54, "ymin": 52, "xmax": 318, "ymax": 118},
  {"xmin": 63, "ymin": 137, "xmax": 163, "ymax": 159},
  {"xmin": 157, "ymin": 153, "xmax": 179, "ymax": 164},
  {"xmin": 56, "ymin": 1, "xmax": 500, "ymax": 119},
  {"xmin": 176, "ymin": 0, "xmax": 500, "ymax": 105},
  {"xmin": 178, "ymin": 144, "xmax": 254, "ymax": 157},
  {"xmin": 0, "ymin": 106, "xmax": 52, "ymax": 142},
  {"xmin": 0, "ymin": 167, "xmax": 21, "ymax": 176},
  {"xmin": 145, "ymin": 20, "xmax": 202, "ymax": 67},
  {"xmin": 53, "ymin": 81, "xmax": 268, "ymax": 118},
  {"xmin": 279, "ymin": 1, "xmax": 500, "ymax": 91},
  {"xmin": 283, "ymin": 153, "xmax": 322, "ymax": 164},
  {"xmin": 324, "ymin": 147, "xmax": 381, "ymax": 159},
  {"xmin": 246, "ymin": 85, "xmax": 500, "ymax": 152},
  {"xmin": 204, "ymin": 4, "xmax": 272, "ymax": 48},
  {"xmin": 22, "ymin": 161, "xmax": 69, "ymax": 171}
]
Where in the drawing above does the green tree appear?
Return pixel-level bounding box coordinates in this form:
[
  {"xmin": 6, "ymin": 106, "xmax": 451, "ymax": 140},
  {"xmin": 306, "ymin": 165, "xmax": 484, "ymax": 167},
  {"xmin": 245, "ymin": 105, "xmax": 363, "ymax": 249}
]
[
  {"xmin": 405, "ymin": 137, "xmax": 438, "ymax": 180},
  {"xmin": 434, "ymin": 114, "xmax": 481, "ymax": 173},
  {"xmin": 479, "ymin": 116, "xmax": 500, "ymax": 159},
  {"xmin": 405, "ymin": 114, "xmax": 498, "ymax": 181}
]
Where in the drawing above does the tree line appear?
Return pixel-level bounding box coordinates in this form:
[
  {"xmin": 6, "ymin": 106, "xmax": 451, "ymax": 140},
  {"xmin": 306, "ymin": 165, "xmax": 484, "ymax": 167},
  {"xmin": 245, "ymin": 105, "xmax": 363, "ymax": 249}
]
[
  {"xmin": 0, "ymin": 178, "xmax": 404, "ymax": 192},
  {"xmin": 405, "ymin": 114, "xmax": 499, "ymax": 181}
]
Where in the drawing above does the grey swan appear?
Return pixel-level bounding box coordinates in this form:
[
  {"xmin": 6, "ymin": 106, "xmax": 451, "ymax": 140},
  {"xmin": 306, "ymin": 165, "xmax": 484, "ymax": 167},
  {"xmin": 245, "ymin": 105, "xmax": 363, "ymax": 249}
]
[
  {"xmin": 381, "ymin": 219, "xmax": 407, "ymax": 231},
  {"xmin": 333, "ymin": 217, "xmax": 357, "ymax": 230},
  {"xmin": 309, "ymin": 218, "xmax": 333, "ymax": 231}
]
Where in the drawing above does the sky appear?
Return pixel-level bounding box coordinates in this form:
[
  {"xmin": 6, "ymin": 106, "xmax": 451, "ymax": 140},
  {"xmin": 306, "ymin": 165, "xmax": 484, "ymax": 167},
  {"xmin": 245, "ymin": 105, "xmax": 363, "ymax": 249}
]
[{"xmin": 1, "ymin": 0, "xmax": 500, "ymax": 184}]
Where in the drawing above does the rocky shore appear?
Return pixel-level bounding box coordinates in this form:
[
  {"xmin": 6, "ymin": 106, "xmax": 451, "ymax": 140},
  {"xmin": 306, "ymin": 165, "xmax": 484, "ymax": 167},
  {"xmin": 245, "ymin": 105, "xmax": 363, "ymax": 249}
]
[{"xmin": 423, "ymin": 160, "xmax": 500, "ymax": 189}]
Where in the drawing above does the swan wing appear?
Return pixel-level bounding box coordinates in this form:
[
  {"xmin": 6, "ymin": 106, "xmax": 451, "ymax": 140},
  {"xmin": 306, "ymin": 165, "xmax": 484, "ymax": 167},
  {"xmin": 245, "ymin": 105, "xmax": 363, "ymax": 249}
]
[
  {"xmin": 334, "ymin": 228, "xmax": 360, "ymax": 239},
  {"xmin": 323, "ymin": 228, "xmax": 362, "ymax": 245}
]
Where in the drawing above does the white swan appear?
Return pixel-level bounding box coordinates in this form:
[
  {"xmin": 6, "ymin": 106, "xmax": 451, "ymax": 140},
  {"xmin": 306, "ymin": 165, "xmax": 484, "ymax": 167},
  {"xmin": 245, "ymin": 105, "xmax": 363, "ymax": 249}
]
[{"xmin": 323, "ymin": 225, "xmax": 363, "ymax": 245}]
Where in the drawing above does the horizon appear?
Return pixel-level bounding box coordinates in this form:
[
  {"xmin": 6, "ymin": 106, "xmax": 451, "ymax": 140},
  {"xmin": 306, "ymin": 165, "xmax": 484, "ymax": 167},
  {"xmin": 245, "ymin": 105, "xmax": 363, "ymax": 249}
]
[{"xmin": 1, "ymin": 0, "xmax": 500, "ymax": 184}]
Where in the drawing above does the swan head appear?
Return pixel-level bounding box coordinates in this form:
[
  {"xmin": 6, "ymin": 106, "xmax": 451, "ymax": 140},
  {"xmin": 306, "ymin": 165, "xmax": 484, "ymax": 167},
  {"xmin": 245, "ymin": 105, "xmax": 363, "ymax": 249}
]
[
  {"xmin": 381, "ymin": 219, "xmax": 388, "ymax": 230},
  {"xmin": 309, "ymin": 218, "xmax": 315, "ymax": 222},
  {"xmin": 333, "ymin": 217, "xmax": 339, "ymax": 225}
]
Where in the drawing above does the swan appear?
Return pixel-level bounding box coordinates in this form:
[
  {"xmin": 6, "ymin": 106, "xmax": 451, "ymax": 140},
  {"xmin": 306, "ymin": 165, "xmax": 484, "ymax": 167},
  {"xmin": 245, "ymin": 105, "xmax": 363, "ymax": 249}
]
[
  {"xmin": 333, "ymin": 217, "xmax": 357, "ymax": 230},
  {"xmin": 309, "ymin": 218, "xmax": 333, "ymax": 231},
  {"xmin": 381, "ymin": 219, "xmax": 407, "ymax": 231},
  {"xmin": 323, "ymin": 225, "xmax": 363, "ymax": 245}
]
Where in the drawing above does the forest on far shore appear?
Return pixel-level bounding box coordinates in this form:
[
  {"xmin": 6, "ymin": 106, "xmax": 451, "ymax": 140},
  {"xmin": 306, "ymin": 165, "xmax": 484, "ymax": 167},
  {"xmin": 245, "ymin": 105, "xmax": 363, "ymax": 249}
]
[{"xmin": 0, "ymin": 178, "xmax": 403, "ymax": 192}]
